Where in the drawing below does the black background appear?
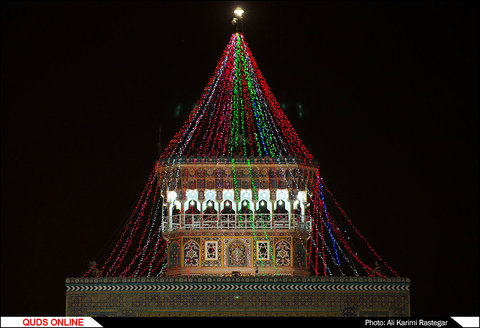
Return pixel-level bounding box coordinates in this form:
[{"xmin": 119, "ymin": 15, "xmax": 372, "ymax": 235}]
[{"xmin": 1, "ymin": 1, "xmax": 478, "ymax": 317}]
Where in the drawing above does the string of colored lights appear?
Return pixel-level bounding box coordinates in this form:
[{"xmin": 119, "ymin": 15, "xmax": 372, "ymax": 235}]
[
  {"xmin": 320, "ymin": 178, "xmax": 399, "ymax": 277},
  {"xmin": 279, "ymin": 162, "xmax": 333, "ymax": 276},
  {"xmin": 311, "ymin": 168, "xmax": 369, "ymax": 276},
  {"xmin": 120, "ymin": 176, "xmax": 162, "ymax": 276},
  {"xmin": 126, "ymin": 192, "xmax": 166, "ymax": 277},
  {"xmin": 120, "ymin": 179, "xmax": 165, "ymax": 277},
  {"xmin": 311, "ymin": 170, "xmax": 386, "ymax": 276},
  {"xmin": 285, "ymin": 162, "xmax": 367, "ymax": 277},
  {"xmin": 100, "ymin": 166, "xmax": 158, "ymax": 276},
  {"xmin": 245, "ymin": 159, "xmax": 267, "ymax": 275},
  {"xmin": 239, "ymin": 33, "xmax": 312, "ymax": 159},
  {"xmin": 304, "ymin": 169, "xmax": 341, "ymax": 275},
  {"xmin": 147, "ymin": 178, "xmax": 168, "ymax": 276},
  {"xmin": 85, "ymin": 32, "xmax": 400, "ymax": 279},
  {"xmin": 159, "ymin": 33, "xmax": 311, "ymax": 159}
]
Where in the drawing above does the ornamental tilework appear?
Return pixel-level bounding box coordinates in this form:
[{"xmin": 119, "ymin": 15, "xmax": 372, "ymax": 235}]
[
  {"xmin": 65, "ymin": 277, "xmax": 411, "ymax": 317},
  {"xmin": 223, "ymin": 238, "xmax": 251, "ymax": 267},
  {"xmin": 170, "ymin": 234, "xmax": 305, "ymax": 271},
  {"xmin": 183, "ymin": 239, "xmax": 200, "ymax": 267},
  {"xmin": 253, "ymin": 238, "xmax": 274, "ymax": 267},
  {"xmin": 275, "ymin": 240, "xmax": 291, "ymax": 266},
  {"xmin": 201, "ymin": 237, "xmax": 222, "ymax": 267},
  {"xmin": 228, "ymin": 241, "xmax": 247, "ymax": 266}
]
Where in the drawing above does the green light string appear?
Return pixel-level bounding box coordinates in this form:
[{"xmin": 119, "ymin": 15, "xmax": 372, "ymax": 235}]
[
  {"xmin": 237, "ymin": 34, "xmax": 248, "ymax": 156},
  {"xmin": 247, "ymin": 159, "xmax": 266, "ymax": 275},
  {"xmin": 239, "ymin": 39, "xmax": 274, "ymax": 156},
  {"xmin": 230, "ymin": 74, "xmax": 238, "ymax": 157},
  {"xmin": 256, "ymin": 201, "xmax": 279, "ymax": 276},
  {"xmin": 238, "ymin": 50, "xmax": 257, "ymax": 156},
  {"xmin": 257, "ymin": 212, "xmax": 279, "ymax": 275},
  {"xmin": 240, "ymin": 37, "xmax": 288, "ymax": 156},
  {"xmin": 230, "ymin": 33, "xmax": 243, "ymax": 157},
  {"xmin": 239, "ymin": 35, "xmax": 276, "ymax": 156},
  {"xmin": 231, "ymin": 158, "xmax": 240, "ymax": 210},
  {"xmin": 229, "ymin": 36, "xmax": 238, "ymax": 156}
]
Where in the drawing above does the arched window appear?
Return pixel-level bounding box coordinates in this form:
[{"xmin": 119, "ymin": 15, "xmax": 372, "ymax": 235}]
[
  {"xmin": 255, "ymin": 200, "xmax": 271, "ymax": 228},
  {"xmin": 238, "ymin": 199, "xmax": 253, "ymax": 228},
  {"xmin": 274, "ymin": 200, "xmax": 288, "ymax": 213},
  {"xmin": 203, "ymin": 200, "xmax": 218, "ymax": 228},
  {"xmin": 203, "ymin": 200, "xmax": 217, "ymax": 214},
  {"xmin": 186, "ymin": 200, "xmax": 200, "ymax": 213},
  {"xmin": 170, "ymin": 200, "xmax": 182, "ymax": 229},
  {"xmin": 273, "ymin": 200, "xmax": 289, "ymax": 227},
  {"xmin": 220, "ymin": 200, "xmax": 235, "ymax": 228},
  {"xmin": 185, "ymin": 200, "xmax": 200, "ymax": 227}
]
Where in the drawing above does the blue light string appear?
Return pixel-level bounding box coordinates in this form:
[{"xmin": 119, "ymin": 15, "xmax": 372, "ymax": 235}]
[
  {"xmin": 317, "ymin": 176, "xmax": 342, "ymax": 268},
  {"xmin": 310, "ymin": 219, "xmax": 333, "ymax": 276}
]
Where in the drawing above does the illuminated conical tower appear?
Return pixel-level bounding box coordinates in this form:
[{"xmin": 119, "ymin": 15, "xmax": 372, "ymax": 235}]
[
  {"xmin": 66, "ymin": 9, "xmax": 410, "ymax": 317},
  {"xmin": 92, "ymin": 11, "xmax": 399, "ymax": 280},
  {"xmin": 157, "ymin": 31, "xmax": 316, "ymax": 277}
]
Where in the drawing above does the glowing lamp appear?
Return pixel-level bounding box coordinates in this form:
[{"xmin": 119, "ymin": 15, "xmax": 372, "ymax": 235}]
[
  {"xmin": 234, "ymin": 7, "xmax": 244, "ymax": 18},
  {"xmin": 297, "ymin": 191, "xmax": 307, "ymax": 203},
  {"xmin": 167, "ymin": 191, "xmax": 177, "ymax": 202}
]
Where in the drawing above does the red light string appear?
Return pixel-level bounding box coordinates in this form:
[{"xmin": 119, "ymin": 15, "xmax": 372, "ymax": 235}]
[
  {"xmin": 100, "ymin": 167, "xmax": 157, "ymax": 276},
  {"xmin": 159, "ymin": 33, "xmax": 312, "ymax": 159},
  {"xmin": 121, "ymin": 190, "xmax": 165, "ymax": 277},
  {"xmin": 107, "ymin": 171, "xmax": 158, "ymax": 276},
  {"xmin": 321, "ymin": 178, "xmax": 400, "ymax": 277},
  {"xmin": 312, "ymin": 169, "xmax": 372, "ymax": 276},
  {"xmin": 120, "ymin": 176, "xmax": 162, "ymax": 276},
  {"xmin": 86, "ymin": 32, "xmax": 401, "ymax": 279},
  {"xmin": 240, "ymin": 34, "xmax": 312, "ymax": 159}
]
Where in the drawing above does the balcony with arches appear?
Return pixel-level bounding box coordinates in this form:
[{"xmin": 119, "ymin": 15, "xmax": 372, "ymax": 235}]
[{"xmin": 161, "ymin": 189, "xmax": 311, "ymax": 233}]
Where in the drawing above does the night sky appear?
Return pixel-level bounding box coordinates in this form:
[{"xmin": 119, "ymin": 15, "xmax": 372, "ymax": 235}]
[{"xmin": 1, "ymin": 1, "xmax": 478, "ymax": 317}]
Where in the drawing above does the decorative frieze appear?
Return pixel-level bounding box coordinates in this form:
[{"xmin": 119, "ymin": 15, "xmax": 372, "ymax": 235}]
[{"xmin": 65, "ymin": 276, "xmax": 411, "ymax": 317}]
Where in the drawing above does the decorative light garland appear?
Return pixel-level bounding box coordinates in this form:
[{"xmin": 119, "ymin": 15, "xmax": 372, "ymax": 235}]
[{"xmin": 84, "ymin": 32, "xmax": 399, "ymax": 279}]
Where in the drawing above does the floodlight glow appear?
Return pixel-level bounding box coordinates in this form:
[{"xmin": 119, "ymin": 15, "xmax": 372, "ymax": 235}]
[
  {"xmin": 206, "ymin": 189, "xmax": 215, "ymax": 198},
  {"xmin": 167, "ymin": 191, "xmax": 177, "ymax": 202},
  {"xmin": 234, "ymin": 7, "xmax": 244, "ymax": 17},
  {"xmin": 186, "ymin": 189, "xmax": 198, "ymax": 200},
  {"xmin": 297, "ymin": 191, "xmax": 307, "ymax": 203}
]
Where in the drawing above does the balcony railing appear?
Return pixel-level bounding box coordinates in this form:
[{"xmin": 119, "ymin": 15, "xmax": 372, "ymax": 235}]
[{"xmin": 162, "ymin": 214, "xmax": 311, "ymax": 232}]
